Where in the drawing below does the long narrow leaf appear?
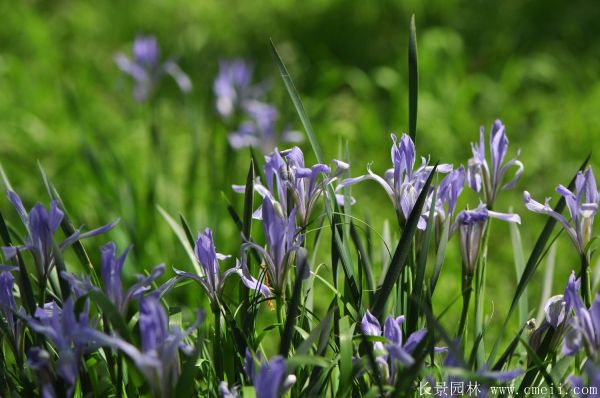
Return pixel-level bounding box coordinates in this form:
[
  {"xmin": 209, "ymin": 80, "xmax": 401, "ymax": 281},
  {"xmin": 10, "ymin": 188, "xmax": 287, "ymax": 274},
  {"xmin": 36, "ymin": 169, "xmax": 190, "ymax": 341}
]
[{"xmin": 408, "ymin": 14, "xmax": 419, "ymax": 142}]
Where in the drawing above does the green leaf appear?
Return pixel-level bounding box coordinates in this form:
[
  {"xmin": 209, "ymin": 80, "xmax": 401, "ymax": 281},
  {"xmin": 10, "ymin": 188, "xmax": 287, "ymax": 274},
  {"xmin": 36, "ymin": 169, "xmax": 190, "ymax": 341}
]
[
  {"xmin": 157, "ymin": 205, "xmax": 201, "ymax": 275},
  {"xmin": 280, "ymin": 247, "xmax": 309, "ymax": 356},
  {"xmin": 337, "ymin": 316, "xmax": 355, "ymax": 397},
  {"xmin": 408, "ymin": 14, "xmax": 418, "ymax": 142},
  {"xmin": 509, "ymin": 220, "xmax": 529, "ymax": 329},
  {"xmin": 178, "ymin": 214, "xmax": 196, "ymax": 250},
  {"xmin": 371, "ymin": 164, "xmax": 437, "ymax": 319},
  {"xmin": 296, "ymin": 306, "xmax": 333, "ymax": 356},
  {"xmin": 408, "ymin": 182, "xmax": 436, "ymax": 333},
  {"xmin": 270, "ymin": 40, "xmax": 324, "ymax": 164}
]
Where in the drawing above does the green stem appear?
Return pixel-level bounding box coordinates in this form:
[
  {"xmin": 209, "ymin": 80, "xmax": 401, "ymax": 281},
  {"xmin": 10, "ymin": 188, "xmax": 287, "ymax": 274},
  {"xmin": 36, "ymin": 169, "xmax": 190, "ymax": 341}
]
[
  {"xmin": 213, "ymin": 306, "xmax": 223, "ymax": 382},
  {"xmin": 276, "ymin": 294, "xmax": 285, "ymax": 337},
  {"xmin": 458, "ymin": 274, "xmax": 473, "ymax": 340},
  {"xmin": 474, "ymin": 220, "xmax": 491, "ymax": 367},
  {"xmin": 581, "ymin": 252, "xmax": 591, "ymax": 308}
]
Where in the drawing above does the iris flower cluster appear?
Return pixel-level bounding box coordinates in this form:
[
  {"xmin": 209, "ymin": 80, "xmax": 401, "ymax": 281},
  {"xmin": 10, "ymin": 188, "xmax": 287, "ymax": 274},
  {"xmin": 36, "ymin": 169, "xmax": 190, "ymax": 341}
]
[{"xmin": 213, "ymin": 60, "xmax": 303, "ymax": 152}]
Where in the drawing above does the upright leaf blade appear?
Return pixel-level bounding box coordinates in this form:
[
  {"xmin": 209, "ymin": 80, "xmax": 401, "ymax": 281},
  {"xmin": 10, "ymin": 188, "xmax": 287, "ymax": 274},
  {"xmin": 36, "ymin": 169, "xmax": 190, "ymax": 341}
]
[{"xmin": 408, "ymin": 14, "xmax": 419, "ymax": 142}]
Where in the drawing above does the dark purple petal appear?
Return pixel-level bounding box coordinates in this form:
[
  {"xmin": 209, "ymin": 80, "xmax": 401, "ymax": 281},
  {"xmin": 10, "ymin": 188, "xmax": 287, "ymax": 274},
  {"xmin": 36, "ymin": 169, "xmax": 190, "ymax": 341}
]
[
  {"xmin": 383, "ymin": 316, "xmax": 402, "ymax": 346},
  {"xmin": 138, "ymin": 294, "xmax": 169, "ymax": 352}
]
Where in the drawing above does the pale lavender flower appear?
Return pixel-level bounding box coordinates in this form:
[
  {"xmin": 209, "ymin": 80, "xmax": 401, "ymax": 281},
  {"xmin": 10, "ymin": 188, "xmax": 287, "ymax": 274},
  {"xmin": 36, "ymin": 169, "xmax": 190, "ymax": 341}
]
[
  {"xmin": 569, "ymin": 362, "xmax": 600, "ymax": 398},
  {"xmin": 337, "ymin": 134, "xmax": 451, "ymax": 229},
  {"xmin": 243, "ymin": 197, "xmax": 300, "ymax": 295},
  {"xmin": 233, "ymin": 147, "xmax": 349, "ymax": 226},
  {"xmin": 214, "ymin": 59, "xmax": 260, "ymax": 119},
  {"xmin": 436, "ymin": 165, "xmax": 466, "ymax": 220},
  {"xmin": 360, "ymin": 310, "xmax": 437, "ymax": 384},
  {"xmin": 219, "ymin": 381, "xmax": 240, "ymax": 398},
  {"xmin": 2, "ymin": 191, "xmax": 118, "ymax": 280},
  {"xmin": 115, "ymin": 35, "xmax": 192, "ymax": 101},
  {"xmin": 524, "ymin": 166, "xmax": 599, "ymax": 255},
  {"xmin": 174, "ymin": 228, "xmax": 269, "ymax": 302},
  {"xmin": 561, "ymin": 272, "xmax": 600, "ymax": 358},
  {"xmin": 245, "ymin": 349, "xmax": 295, "ymax": 398},
  {"xmin": 453, "ymin": 204, "xmax": 520, "ymax": 275},
  {"xmin": 467, "ymin": 119, "xmax": 523, "ymax": 206}
]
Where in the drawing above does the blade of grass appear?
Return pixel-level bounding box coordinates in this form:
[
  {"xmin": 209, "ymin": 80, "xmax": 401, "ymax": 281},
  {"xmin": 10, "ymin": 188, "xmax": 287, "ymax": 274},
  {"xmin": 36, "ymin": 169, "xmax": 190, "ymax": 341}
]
[
  {"xmin": 157, "ymin": 205, "xmax": 201, "ymax": 275},
  {"xmin": 280, "ymin": 247, "xmax": 309, "ymax": 356},
  {"xmin": 408, "ymin": 14, "xmax": 418, "ymax": 142}
]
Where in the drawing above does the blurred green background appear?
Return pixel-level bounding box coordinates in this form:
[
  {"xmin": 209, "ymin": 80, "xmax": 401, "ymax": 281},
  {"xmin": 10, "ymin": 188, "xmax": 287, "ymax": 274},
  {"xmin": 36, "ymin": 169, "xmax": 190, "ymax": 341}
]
[{"xmin": 1, "ymin": 0, "xmax": 600, "ymax": 345}]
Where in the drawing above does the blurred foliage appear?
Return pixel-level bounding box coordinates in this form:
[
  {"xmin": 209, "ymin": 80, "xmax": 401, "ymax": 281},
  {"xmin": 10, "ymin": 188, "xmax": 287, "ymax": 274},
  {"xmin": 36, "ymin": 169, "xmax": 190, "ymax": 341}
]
[{"xmin": 1, "ymin": 0, "xmax": 600, "ymax": 343}]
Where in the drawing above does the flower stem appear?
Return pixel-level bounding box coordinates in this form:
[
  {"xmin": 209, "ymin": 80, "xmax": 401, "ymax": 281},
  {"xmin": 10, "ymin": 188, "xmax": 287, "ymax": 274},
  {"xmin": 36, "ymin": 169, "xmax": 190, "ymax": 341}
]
[
  {"xmin": 212, "ymin": 305, "xmax": 223, "ymax": 382},
  {"xmin": 458, "ymin": 274, "xmax": 473, "ymax": 340},
  {"xmin": 581, "ymin": 252, "xmax": 592, "ymax": 308},
  {"xmin": 474, "ymin": 220, "xmax": 491, "ymax": 367}
]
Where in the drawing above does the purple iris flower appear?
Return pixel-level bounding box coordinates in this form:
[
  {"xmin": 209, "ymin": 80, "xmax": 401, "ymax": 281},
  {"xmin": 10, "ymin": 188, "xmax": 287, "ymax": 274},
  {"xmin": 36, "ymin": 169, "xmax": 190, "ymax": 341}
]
[
  {"xmin": 213, "ymin": 59, "xmax": 261, "ymax": 119},
  {"xmin": 528, "ymin": 295, "xmax": 568, "ymax": 351},
  {"xmin": 115, "ymin": 35, "xmax": 192, "ymax": 102},
  {"xmin": 467, "ymin": 119, "xmax": 523, "ymax": 206},
  {"xmin": 219, "ymin": 381, "xmax": 240, "ymax": 398},
  {"xmin": 27, "ymin": 299, "xmax": 97, "ymax": 395},
  {"xmin": 243, "ymin": 197, "xmax": 300, "ymax": 295},
  {"xmin": 82, "ymin": 293, "xmax": 203, "ymax": 398},
  {"xmin": 174, "ymin": 228, "xmax": 269, "ymax": 302},
  {"xmin": 233, "ymin": 147, "xmax": 350, "ymax": 226},
  {"xmin": 26, "ymin": 347, "xmax": 56, "ymax": 398},
  {"xmin": 61, "ymin": 242, "xmax": 167, "ymax": 315},
  {"xmin": 435, "ymin": 165, "xmax": 466, "ymax": 221},
  {"xmin": 2, "ymin": 191, "xmax": 118, "ymax": 281},
  {"xmin": 0, "ymin": 270, "xmax": 18, "ymax": 336},
  {"xmin": 437, "ymin": 341, "xmax": 523, "ymax": 397},
  {"xmin": 453, "ymin": 204, "xmax": 520, "ymax": 276},
  {"xmin": 360, "ymin": 310, "xmax": 435, "ymax": 384},
  {"xmin": 524, "ymin": 166, "xmax": 599, "ymax": 255},
  {"xmin": 228, "ymin": 102, "xmax": 303, "ymax": 153},
  {"xmin": 337, "ymin": 134, "xmax": 451, "ymax": 229},
  {"xmin": 561, "ymin": 272, "xmax": 600, "ymax": 358},
  {"xmin": 245, "ymin": 349, "xmax": 296, "ymax": 398},
  {"xmin": 569, "ymin": 362, "xmax": 600, "ymax": 398}
]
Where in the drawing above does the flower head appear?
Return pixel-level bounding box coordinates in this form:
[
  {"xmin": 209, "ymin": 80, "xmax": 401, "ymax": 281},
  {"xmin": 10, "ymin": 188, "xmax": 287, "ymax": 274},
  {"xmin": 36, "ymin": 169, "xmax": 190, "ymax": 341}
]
[
  {"xmin": 337, "ymin": 134, "xmax": 451, "ymax": 229},
  {"xmin": 561, "ymin": 272, "xmax": 600, "ymax": 358},
  {"xmin": 174, "ymin": 228, "xmax": 269, "ymax": 302},
  {"xmin": 524, "ymin": 166, "xmax": 599, "ymax": 255},
  {"xmin": 454, "ymin": 204, "xmax": 520, "ymax": 276},
  {"xmin": 245, "ymin": 349, "xmax": 295, "ymax": 398},
  {"xmin": 467, "ymin": 119, "xmax": 523, "ymax": 206},
  {"xmin": 115, "ymin": 35, "xmax": 192, "ymax": 101},
  {"xmin": 2, "ymin": 191, "xmax": 118, "ymax": 280}
]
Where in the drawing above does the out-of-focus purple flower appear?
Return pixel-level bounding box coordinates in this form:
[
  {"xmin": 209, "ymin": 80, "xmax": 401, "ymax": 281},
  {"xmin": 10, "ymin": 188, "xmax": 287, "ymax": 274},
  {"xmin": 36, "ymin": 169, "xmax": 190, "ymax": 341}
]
[
  {"xmin": 174, "ymin": 228, "xmax": 269, "ymax": 302},
  {"xmin": 524, "ymin": 167, "xmax": 599, "ymax": 255},
  {"xmin": 453, "ymin": 204, "xmax": 520, "ymax": 276},
  {"xmin": 245, "ymin": 349, "xmax": 295, "ymax": 398},
  {"xmin": 466, "ymin": 119, "xmax": 523, "ymax": 206},
  {"xmin": 27, "ymin": 299, "xmax": 98, "ymax": 395},
  {"xmin": 561, "ymin": 272, "xmax": 600, "ymax": 358},
  {"xmin": 337, "ymin": 134, "xmax": 451, "ymax": 229},
  {"xmin": 26, "ymin": 347, "xmax": 56, "ymax": 398},
  {"xmin": 569, "ymin": 362, "xmax": 600, "ymax": 398},
  {"xmin": 243, "ymin": 197, "xmax": 300, "ymax": 295},
  {"xmin": 360, "ymin": 310, "xmax": 435, "ymax": 385},
  {"xmin": 214, "ymin": 59, "xmax": 260, "ymax": 119},
  {"xmin": 0, "ymin": 270, "xmax": 17, "ymax": 334},
  {"xmin": 115, "ymin": 35, "xmax": 192, "ymax": 102},
  {"xmin": 2, "ymin": 191, "xmax": 118, "ymax": 280}
]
